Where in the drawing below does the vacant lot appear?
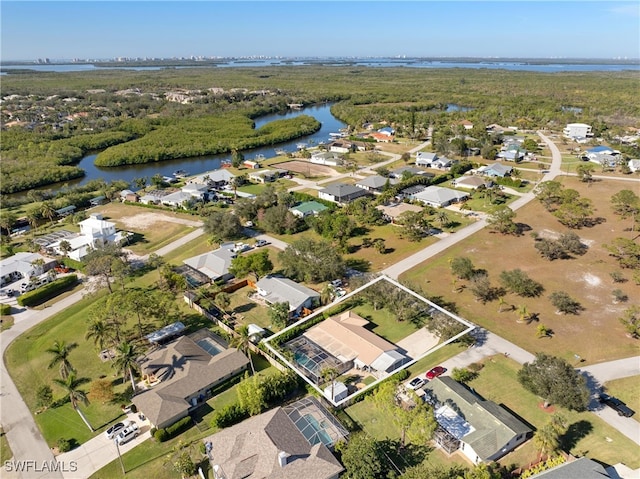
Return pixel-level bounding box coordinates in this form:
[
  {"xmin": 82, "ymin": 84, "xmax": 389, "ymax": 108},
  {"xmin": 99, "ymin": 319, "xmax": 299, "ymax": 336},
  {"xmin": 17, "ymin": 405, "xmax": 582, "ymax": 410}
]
[
  {"xmin": 401, "ymin": 176, "xmax": 639, "ymax": 364},
  {"xmin": 94, "ymin": 203, "xmax": 202, "ymax": 254},
  {"xmin": 272, "ymin": 160, "xmax": 339, "ymax": 178}
]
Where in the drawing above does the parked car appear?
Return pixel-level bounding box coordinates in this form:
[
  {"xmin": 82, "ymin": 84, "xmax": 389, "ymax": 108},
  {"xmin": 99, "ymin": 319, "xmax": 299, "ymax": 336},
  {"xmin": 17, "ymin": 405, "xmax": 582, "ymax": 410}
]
[
  {"xmin": 244, "ymin": 221, "xmax": 254, "ymax": 227},
  {"xmin": 105, "ymin": 420, "xmax": 132, "ymax": 440},
  {"xmin": 406, "ymin": 377, "xmax": 425, "ymax": 390},
  {"xmin": 598, "ymin": 393, "xmax": 635, "ymax": 417},
  {"xmin": 426, "ymin": 366, "xmax": 446, "ymax": 380},
  {"xmin": 114, "ymin": 422, "xmax": 139, "ymax": 445},
  {"xmin": 255, "ymin": 239, "xmax": 269, "ymax": 247}
]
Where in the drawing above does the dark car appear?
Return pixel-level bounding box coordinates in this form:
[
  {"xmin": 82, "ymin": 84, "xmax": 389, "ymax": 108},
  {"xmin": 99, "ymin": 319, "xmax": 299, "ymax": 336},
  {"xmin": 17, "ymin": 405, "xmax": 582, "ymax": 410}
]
[
  {"xmin": 598, "ymin": 393, "xmax": 635, "ymax": 417},
  {"xmin": 426, "ymin": 366, "xmax": 446, "ymax": 380}
]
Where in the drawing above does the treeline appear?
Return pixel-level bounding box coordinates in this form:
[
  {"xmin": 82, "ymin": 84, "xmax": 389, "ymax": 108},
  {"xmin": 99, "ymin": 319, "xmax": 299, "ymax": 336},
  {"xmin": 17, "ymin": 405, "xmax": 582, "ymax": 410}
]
[{"xmin": 94, "ymin": 114, "xmax": 320, "ymax": 167}]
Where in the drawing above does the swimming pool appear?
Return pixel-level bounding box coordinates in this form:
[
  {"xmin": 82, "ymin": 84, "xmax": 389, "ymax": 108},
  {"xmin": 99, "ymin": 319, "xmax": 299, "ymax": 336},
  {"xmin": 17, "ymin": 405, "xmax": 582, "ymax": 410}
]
[{"xmin": 197, "ymin": 337, "xmax": 224, "ymax": 356}]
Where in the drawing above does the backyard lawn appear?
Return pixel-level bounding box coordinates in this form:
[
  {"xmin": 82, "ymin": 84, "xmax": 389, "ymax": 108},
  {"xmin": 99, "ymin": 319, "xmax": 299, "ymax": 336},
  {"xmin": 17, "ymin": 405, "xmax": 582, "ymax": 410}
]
[
  {"xmin": 352, "ymin": 303, "xmax": 422, "ymax": 344},
  {"xmin": 400, "ymin": 177, "xmax": 640, "ymax": 365}
]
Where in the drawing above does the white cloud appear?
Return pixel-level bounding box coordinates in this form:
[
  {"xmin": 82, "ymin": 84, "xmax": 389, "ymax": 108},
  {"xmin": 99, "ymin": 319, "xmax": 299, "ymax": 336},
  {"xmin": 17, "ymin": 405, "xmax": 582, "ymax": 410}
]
[{"xmin": 609, "ymin": 4, "xmax": 640, "ymax": 17}]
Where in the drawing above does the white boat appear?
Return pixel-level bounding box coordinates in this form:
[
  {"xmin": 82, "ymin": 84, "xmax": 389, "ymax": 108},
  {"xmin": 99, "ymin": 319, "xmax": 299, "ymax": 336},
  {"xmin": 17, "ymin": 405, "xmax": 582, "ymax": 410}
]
[
  {"xmin": 296, "ymin": 143, "xmax": 307, "ymax": 149},
  {"xmin": 173, "ymin": 170, "xmax": 188, "ymax": 178},
  {"xmin": 329, "ymin": 132, "xmax": 343, "ymax": 138},
  {"xmin": 275, "ymin": 148, "xmax": 287, "ymax": 155}
]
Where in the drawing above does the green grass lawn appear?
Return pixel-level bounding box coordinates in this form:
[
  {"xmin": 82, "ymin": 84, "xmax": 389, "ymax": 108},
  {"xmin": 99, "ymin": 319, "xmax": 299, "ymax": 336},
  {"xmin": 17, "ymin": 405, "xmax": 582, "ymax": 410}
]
[
  {"xmin": 603, "ymin": 376, "xmax": 640, "ymax": 424},
  {"xmin": 352, "ymin": 303, "xmax": 421, "ymax": 344},
  {"xmin": 226, "ymin": 286, "xmax": 274, "ymax": 331},
  {"xmin": 470, "ymin": 355, "xmax": 640, "ymax": 469},
  {"xmin": 0, "ymin": 428, "xmax": 13, "ymax": 463}
]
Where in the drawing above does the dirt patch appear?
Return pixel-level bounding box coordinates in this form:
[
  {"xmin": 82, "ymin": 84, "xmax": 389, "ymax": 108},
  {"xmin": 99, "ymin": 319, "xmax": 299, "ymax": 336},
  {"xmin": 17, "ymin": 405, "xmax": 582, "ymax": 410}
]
[
  {"xmin": 118, "ymin": 213, "xmax": 202, "ymax": 231},
  {"xmin": 273, "ymin": 160, "xmax": 340, "ymax": 177},
  {"xmin": 582, "ymin": 273, "xmax": 602, "ymax": 287}
]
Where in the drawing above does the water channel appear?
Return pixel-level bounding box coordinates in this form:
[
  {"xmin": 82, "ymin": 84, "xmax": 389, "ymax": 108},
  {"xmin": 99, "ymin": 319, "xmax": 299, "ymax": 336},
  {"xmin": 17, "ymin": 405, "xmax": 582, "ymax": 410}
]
[{"xmin": 67, "ymin": 103, "xmax": 347, "ymax": 190}]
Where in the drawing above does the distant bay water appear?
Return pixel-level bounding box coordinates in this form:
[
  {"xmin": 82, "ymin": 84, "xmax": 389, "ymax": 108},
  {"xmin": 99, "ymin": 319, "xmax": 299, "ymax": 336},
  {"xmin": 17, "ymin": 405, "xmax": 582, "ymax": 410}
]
[{"xmin": 1, "ymin": 58, "xmax": 639, "ymax": 73}]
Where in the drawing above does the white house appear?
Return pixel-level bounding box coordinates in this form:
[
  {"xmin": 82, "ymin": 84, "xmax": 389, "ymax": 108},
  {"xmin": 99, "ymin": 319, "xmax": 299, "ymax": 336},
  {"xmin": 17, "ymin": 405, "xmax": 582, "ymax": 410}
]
[
  {"xmin": 628, "ymin": 159, "xmax": 640, "ymax": 172},
  {"xmin": 563, "ymin": 123, "xmax": 593, "ymax": 140},
  {"xmin": 183, "ymin": 245, "xmax": 237, "ymax": 283},
  {"xmin": 50, "ymin": 213, "xmax": 126, "ymax": 261},
  {"xmin": 0, "ymin": 252, "xmax": 56, "ymax": 287},
  {"xmin": 255, "ymin": 276, "xmax": 320, "ymax": 317},
  {"xmin": 416, "ymin": 151, "xmax": 438, "ymax": 167},
  {"xmin": 411, "ymin": 186, "xmax": 469, "ymax": 208},
  {"xmin": 310, "ymin": 151, "xmax": 343, "ymax": 166}
]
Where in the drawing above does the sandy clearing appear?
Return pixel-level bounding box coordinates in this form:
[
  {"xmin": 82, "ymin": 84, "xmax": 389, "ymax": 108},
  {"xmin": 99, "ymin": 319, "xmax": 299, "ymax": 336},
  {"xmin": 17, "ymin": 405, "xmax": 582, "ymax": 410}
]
[
  {"xmin": 118, "ymin": 212, "xmax": 202, "ymax": 230},
  {"xmin": 273, "ymin": 160, "xmax": 341, "ymax": 177}
]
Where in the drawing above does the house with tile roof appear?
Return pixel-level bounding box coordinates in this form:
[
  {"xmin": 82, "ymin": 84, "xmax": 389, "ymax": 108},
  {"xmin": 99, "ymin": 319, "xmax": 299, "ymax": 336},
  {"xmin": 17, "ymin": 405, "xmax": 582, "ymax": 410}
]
[
  {"xmin": 133, "ymin": 334, "xmax": 249, "ymax": 429},
  {"xmin": 303, "ymin": 310, "xmax": 409, "ymax": 376},
  {"xmin": 423, "ymin": 377, "xmax": 532, "ymax": 464},
  {"xmin": 202, "ymin": 396, "xmax": 345, "ymax": 479}
]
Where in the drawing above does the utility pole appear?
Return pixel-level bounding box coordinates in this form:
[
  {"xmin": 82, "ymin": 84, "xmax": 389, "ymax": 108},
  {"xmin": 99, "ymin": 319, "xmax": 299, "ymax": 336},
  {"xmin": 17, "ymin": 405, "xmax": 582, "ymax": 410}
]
[{"xmin": 115, "ymin": 440, "xmax": 126, "ymax": 475}]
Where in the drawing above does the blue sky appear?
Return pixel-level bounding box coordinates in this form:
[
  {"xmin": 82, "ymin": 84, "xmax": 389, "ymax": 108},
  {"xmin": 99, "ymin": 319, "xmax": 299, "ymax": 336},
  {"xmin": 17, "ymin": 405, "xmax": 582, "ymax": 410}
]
[{"xmin": 2, "ymin": 1, "xmax": 639, "ymax": 60}]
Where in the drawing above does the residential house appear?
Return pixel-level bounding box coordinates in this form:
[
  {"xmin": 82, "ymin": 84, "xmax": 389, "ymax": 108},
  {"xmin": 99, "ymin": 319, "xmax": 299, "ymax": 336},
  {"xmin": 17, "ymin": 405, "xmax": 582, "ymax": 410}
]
[
  {"xmin": 423, "ymin": 377, "xmax": 532, "ymax": 464},
  {"xmin": 378, "ymin": 126, "xmax": 395, "ymax": 136},
  {"xmin": 139, "ymin": 189, "xmax": 171, "ymax": 205},
  {"xmin": 480, "ymin": 163, "xmax": 513, "ymax": 178},
  {"xmin": 328, "ymin": 141, "xmax": 353, "ymax": 154},
  {"xmin": 303, "ymin": 310, "xmax": 410, "ymax": 377},
  {"xmin": 132, "ymin": 334, "xmax": 249, "ymax": 429},
  {"xmin": 486, "ymin": 124, "xmax": 507, "ymax": 133},
  {"xmin": 525, "ymin": 457, "xmax": 612, "ymax": 478},
  {"xmin": 459, "ymin": 120, "xmax": 474, "ymax": 130},
  {"xmin": 355, "ymin": 175, "xmax": 398, "ymax": 193},
  {"xmin": 54, "ymin": 205, "xmax": 76, "ymax": 218},
  {"xmin": 248, "ymin": 170, "xmax": 276, "ymax": 183},
  {"xmin": 188, "ymin": 169, "xmax": 235, "ymax": 189},
  {"xmin": 563, "ymin": 123, "xmax": 593, "ymax": 141},
  {"xmin": 0, "ymin": 252, "xmax": 56, "ymax": 287},
  {"xmin": 318, "ymin": 183, "xmax": 372, "ymax": 204},
  {"xmin": 497, "ymin": 149, "xmax": 525, "ymax": 162},
  {"xmin": 588, "ymin": 153, "xmax": 618, "ymax": 168},
  {"xmin": 586, "ymin": 145, "xmax": 615, "ymax": 157},
  {"xmin": 201, "ymin": 396, "xmax": 346, "ymax": 479},
  {"xmin": 89, "ymin": 195, "xmax": 106, "ymax": 207},
  {"xmin": 411, "ymin": 186, "xmax": 469, "ymax": 208},
  {"xmin": 50, "ymin": 213, "xmax": 126, "ymax": 261},
  {"xmin": 310, "ymin": 151, "xmax": 343, "ymax": 166},
  {"xmin": 289, "ymin": 201, "xmax": 329, "ymax": 218},
  {"xmin": 390, "ymin": 166, "xmax": 434, "ymax": 179},
  {"xmin": 370, "ymin": 132, "xmax": 394, "ymax": 143},
  {"xmin": 119, "ymin": 190, "xmax": 139, "ymax": 202},
  {"xmin": 398, "ymin": 184, "xmax": 428, "ymax": 200},
  {"xmin": 161, "ymin": 183, "xmax": 210, "ymax": 208},
  {"xmin": 255, "ymin": 275, "xmax": 320, "ymax": 317},
  {"xmin": 453, "ymin": 176, "xmax": 491, "ymax": 190},
  {"xmin": 376, "ymin": 203, "xmax": 423, "ymax": 224},
  {"xmin": 628, "ymin": 159, "xmax": 640, "ymax": 172},
  {"xmin": 433, "ymin": 157, "xmax": 455, "ymax": 169},
  {"xmin": 243, "ymin": 160, "xmax": 260, "ymax": 169},
  {"xmin": 416, "ymin": 151, "xmax": 438, "ymax": 167},
  {"xmin": 183, "ymin": 244, "xmax": 237, "ymax": 283}
]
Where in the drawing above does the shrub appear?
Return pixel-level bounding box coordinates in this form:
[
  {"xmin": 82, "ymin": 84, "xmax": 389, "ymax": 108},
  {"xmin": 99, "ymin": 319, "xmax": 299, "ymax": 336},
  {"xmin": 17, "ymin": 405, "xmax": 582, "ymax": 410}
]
[
  {"xmin": 549, "ymin": 291, "xmax": 582, "ymax": 315},
  {"xmin": 17, "ymin": 275, "xmax": 78, "ymax": 307},
  {"xmin": 499, "ymin": 269, "xmax": 544, "ymax": 297},
  {"xmin": 154, "ymin": 416, "xmax": 193, "ymax": 442},
  {"xmin": 153, "ymin": 428, "xmax": 169, "ymax": 442},
  {"xmin": 57, "ymin": 438, "xmax": 72, "ymax": 453},
  {"xmin": 0, "ymin": 304, "xmax": 11, "ymax": 315},
  {"xmin": 211, "ymin": 403, "xmax": 249, "ymax": 429},
  {"xmin": 451, "ymin": 367, "xmax": 477, "ymax": 383},
  {"xmin": 36, "ymin": 385, "xmax": 54, "ymax": 408}
]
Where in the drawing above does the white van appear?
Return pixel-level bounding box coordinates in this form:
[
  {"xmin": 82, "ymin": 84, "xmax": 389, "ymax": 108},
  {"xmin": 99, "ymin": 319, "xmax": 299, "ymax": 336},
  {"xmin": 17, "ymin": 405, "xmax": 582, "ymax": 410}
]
[{"xmin": 20, "ymin": 275, "xmax": 53, "ymax": 293}]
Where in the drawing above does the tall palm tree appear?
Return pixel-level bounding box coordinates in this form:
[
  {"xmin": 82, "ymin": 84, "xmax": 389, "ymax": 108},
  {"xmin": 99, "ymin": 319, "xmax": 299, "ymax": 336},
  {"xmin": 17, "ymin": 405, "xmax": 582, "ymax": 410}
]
[
  {"xmin": 231, "ymin": 325, "xmax": 255, "ymax": 375},
  {"xmin": 113, "ymin": 341, "xmax": 142, "ymax": 392},
  {"xmin": 85, "ymin": 319, "xmax": 114, "ymax": 351},
  {"xmin": 533, "ymin": 423, "xmax": 559, "ymax": 459},
  {"xmin": 436, "ymin": 210, "xmax": 449, "ymax": 229},
  {"xmin": 40, "ymin": 201, "xmax": 56, "ymax": 225},
  {"xmin": 320, "ymin": 367, "xmax": 339, "ymax": 401},
  {"xmin": 52, "ymin": 372, "xmax": 94, "ymax": 431},
  {"xmin": 46, "ymin": 340, "xmax": 78, "ymax": 379}
]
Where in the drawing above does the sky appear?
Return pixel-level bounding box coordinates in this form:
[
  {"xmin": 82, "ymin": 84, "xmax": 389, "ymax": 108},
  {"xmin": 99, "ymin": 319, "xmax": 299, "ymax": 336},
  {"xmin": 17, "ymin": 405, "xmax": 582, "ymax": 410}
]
[{"xmin": 1, "ymin": 1, "xmax": 639, "ymax": 61}]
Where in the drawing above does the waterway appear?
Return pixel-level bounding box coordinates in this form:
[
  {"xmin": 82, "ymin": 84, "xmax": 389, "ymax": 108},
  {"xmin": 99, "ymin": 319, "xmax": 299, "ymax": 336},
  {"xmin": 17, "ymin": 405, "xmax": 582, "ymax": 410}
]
[
  {"xmin": 2, "ymin": 58, "xmax": 639, "ymax": 73},
  {"xmin": 65, "ymin": 103, "xmax": 347, "ymax": 189}
]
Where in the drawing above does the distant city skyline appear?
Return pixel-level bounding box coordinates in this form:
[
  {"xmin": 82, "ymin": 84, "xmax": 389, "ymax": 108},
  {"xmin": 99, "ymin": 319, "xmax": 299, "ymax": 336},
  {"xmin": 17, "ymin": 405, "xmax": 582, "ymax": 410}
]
[{"xmin": 2, "ymin": 1, "xmax": 639, "ymax": 61}]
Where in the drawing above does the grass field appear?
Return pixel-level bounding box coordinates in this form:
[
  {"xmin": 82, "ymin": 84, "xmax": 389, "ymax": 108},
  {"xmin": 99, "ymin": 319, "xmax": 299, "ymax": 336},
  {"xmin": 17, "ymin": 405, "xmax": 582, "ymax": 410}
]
[
  {"xmin": 352, "ymin": 303, "xmax": 422, "ymax": 344},
  {"xmin": 400, "ymin": 176, "xmax": 640, "ymax": 365},
  {"xmin": 0, "ymin": 428, "xmax": 13, "ymax": 463}
]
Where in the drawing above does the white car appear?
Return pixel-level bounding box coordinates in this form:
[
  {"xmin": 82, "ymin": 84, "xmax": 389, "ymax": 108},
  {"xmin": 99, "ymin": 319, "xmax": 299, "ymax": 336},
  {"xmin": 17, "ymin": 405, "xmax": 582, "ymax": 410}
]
[
  {"xmin": 406, "ymin": 377, "xmax": 425, "ymax": 390},
  {"xmin": 105, "ymin": 420, "xmax": 132, "ymax": 440},
  {"xmin": 255, "ymin": 239, "xmax": 269, "ymax": 247},
  {"xmin": 114, "ymin": 422, "xmax": 139, "ymax": 445}
]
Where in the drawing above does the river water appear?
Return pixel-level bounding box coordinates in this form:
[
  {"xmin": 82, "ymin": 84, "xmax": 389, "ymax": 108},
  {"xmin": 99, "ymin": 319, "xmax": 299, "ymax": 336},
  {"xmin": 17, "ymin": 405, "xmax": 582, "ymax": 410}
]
[{"xmin": 69, "ymin": 103, "xmax": 346, "ymax": 188}]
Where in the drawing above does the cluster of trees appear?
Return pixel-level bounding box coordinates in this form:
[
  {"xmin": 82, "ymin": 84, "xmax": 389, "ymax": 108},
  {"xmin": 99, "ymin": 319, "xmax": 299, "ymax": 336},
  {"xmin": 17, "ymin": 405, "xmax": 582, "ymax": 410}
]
[
  {"xmin": 278, "ymin": 237, "xmax": 345, "ymax": 283},
  {"xmin": 533, "ymin": 231, "xmax": 588, "ymax": 261},
  {"xmin": 535, "ymin": 181, "xmax": 595, "ymax": 229}
]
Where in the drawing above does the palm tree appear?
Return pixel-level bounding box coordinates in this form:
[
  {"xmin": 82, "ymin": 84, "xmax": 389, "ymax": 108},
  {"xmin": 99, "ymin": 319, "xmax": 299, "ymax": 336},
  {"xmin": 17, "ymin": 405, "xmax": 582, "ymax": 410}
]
[
  {"xmin": 0, "ymin": 210, "xmax": 17, "ymax": 236},
  {"xmin": 113, "ymin": 341, "xmax": 142, "ymax": 392},
  {"xmin": 516, "ymin": 304, "xmax": 529, "ymax": 323},
  {"xmin": 40, "ymin": 201, "xmax": 56, "ymax": 225},
  {"xmin": 231, "ymin": 325, "xmax": 255, "ymax": 375},
  {"xmin": 85, "ymin": 319, "xmax": 113, "ymax": 351},
  {"xmin": 497, "ymin": 296, "xmax": 507, "ymax": 313},
  {"xmin": 215, "ymin": 292, "xmax": 231, "ymax": 313},
  {"xmin": 46, "ymin": 340, "xmax": 78, "ymax": 379},
  {"xmin": 320, "ymin": 367, "xmax": 339, "ymax": 401},
  {"xmin": 436, "ymin": 210, "xmax": 449, "ymax": 229},
  {"xmin": 59, "ymin": 240, "xmax": 72, "ymax": 256},
  {"xmin": 533, "ymin": 423, "xmax": 559, "ymax": 459},
  {"xmin": 52, "ymin": 372, "xmax": 94, "ymax": 431}
]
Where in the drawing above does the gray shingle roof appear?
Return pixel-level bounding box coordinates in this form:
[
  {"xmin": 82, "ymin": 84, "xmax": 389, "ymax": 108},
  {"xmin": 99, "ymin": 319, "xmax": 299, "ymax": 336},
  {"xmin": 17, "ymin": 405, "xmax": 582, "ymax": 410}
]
[
  {"xmin": 256, "ymin": 276, "xmax": 320, "ymax": 312},
  {"xmin": 424, "ymin": 377, "xmax": 531, "ymax": 461},
  {"xmin": 319, "ymin": 183, "xmax": 369, "ymax": 199},
  {"xmin": 183, "ymin": 247, "xmax": 236, "ymax": 280},
  {"xmin": 528, "ymin": 457, "xmax": 611, "ymax": 478}
]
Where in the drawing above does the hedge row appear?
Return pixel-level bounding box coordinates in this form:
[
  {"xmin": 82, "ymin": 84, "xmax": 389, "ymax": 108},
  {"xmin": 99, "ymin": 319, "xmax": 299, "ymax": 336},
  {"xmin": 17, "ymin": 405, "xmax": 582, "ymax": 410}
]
[
  {"xmin": 17, "ymin": 275, "xmax": 78, "ymax": 307},
  {"xmin": 60, "ymin": 258, "xmax": 84, "ymax": 273},
  {"xmin": 153, "ymin": 416, "xmax": 193, "ymax": 442}
]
